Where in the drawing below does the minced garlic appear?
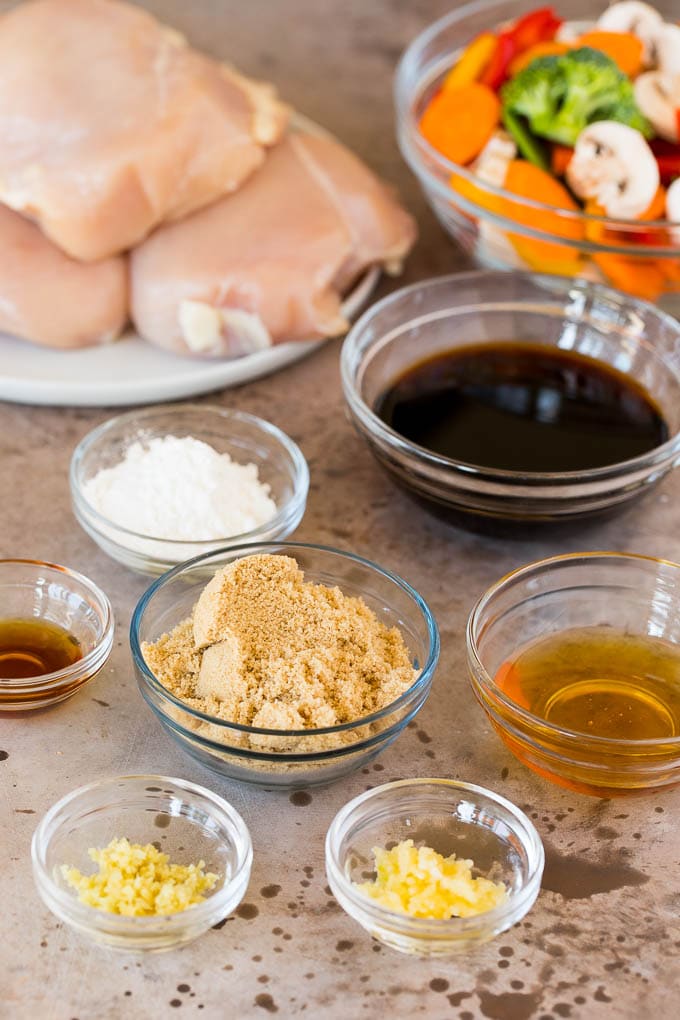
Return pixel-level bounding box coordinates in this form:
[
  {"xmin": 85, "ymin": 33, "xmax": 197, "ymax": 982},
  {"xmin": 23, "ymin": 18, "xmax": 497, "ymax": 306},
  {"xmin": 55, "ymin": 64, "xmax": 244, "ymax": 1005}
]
[
  {"xmin": 61, "ymin": 837, "xmax": 219, "ymax": 916},
  {"xmin": 354, "ymin": 839, "xmax": 507, "ymax": 919}
]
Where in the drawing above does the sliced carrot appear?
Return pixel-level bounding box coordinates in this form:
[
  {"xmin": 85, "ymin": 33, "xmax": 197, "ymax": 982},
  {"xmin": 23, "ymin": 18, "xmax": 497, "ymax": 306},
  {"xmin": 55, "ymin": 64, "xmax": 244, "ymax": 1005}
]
[
  {"xmin": 550, "ymin": 144, "xmax": 574, "ymax": 177},
  {"xmin": 577, "ymin": 30, "xmax": 644, "ymax": 77},
  {"xmin": 593, "ymin": 253, "xmax": 667, "ymax": 300},
  {"xmin": 640, "ymin": 185, "xmax": 667, "ymax": 221},
  {"xmin": 585, "ymin": 191, "xmax": 668, "ymax": 246},
  {"xmin": 419, "ymin": 82, "xmax": 500, "ymax": 166},
  {"xmin": 508, "ymin": 40, "xmax": 569, "ymax": 76},
  {"xmin": 500, "ymin": 159, "xmax": 584, "ymax": 270},
  {"xmin": 581, "ymin": 184, "xmax": 673, "ymax": 300},
  {"xmin": 449, "ymin": 170, "xmax": 501, "ymax": 221},
  {"xmin": 659, "ymin": 259, "xmax": 680, "ymax": 284}
]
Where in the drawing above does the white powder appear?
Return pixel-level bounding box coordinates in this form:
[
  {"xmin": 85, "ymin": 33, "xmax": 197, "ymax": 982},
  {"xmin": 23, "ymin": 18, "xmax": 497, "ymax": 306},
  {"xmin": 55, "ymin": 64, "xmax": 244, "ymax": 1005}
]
[{"xmin": 83, "ymin": 435, "xmax": 277, "ymax": 541}]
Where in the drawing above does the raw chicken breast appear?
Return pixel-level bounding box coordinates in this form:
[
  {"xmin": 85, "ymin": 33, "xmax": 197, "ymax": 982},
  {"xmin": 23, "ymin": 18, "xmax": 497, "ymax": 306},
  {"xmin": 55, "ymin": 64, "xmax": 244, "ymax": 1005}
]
[
  {"xmin": 130, "ymin": 132, "xmax": 417, "ymax": 357},
  {"xmin": 0, "ymin": 0, "xmax": 288, "ymax": 261},
  {"xmin": 0, "ymin": 204, "xmax": 127, "ymax": 349}
]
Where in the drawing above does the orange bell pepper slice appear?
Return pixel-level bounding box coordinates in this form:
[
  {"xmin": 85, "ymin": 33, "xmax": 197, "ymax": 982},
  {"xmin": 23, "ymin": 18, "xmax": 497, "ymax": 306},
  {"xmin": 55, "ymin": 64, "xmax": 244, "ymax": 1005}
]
[
  {"xmin": 443, "ymin": 32, "xmax": 499, "ymax": 90},
  {"xmin": 577, "ymin": 30, "xmax": 644, "ymax": 78},
  {"xmin": 508, "ymin": 40, "xmax": 569, "ymax": 76}
]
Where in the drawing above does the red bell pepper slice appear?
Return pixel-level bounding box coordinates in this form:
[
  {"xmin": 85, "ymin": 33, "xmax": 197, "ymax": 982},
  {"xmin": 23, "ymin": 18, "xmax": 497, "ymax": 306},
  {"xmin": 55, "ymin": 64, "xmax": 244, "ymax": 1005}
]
[
  {"xmin": 480, "ymin": 8, "xmax": 563, "ymax": 91},
  {"xmin": 480, "ymin": 32, "xmax": 515, "ymax": 90},
  {"xmin": 651, "ymin": 138, "xmax": 680, "ymax": 184},
  {"xmin": 507, "ymin": 7, "xmax": 562, "ymax": 52}
]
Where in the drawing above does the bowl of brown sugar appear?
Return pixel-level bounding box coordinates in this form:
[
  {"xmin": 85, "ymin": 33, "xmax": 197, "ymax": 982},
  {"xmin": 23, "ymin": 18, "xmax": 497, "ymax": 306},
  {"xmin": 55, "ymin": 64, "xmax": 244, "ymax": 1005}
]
[{"xmin": 131, "ymin": 543, "xmax": 439, "ymax": 788}]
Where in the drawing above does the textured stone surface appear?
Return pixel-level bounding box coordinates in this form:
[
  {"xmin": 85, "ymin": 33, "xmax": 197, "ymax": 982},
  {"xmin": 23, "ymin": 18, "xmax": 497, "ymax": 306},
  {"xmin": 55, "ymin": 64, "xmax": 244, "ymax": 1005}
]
[{"xmin": 1, "ymin": 2, "xmax": 680, "ymax": 1019}]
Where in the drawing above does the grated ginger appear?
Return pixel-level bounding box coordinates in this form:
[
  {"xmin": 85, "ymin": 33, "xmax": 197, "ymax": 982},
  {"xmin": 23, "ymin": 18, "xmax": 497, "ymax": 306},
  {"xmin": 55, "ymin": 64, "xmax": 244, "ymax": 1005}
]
[
  {"xmin": 61, "ymin": 837, "xmax": 219, "ymax": 916},
  {"xmin": 354, "ymin": 839, "xmax": 507, "ymax": 919}
]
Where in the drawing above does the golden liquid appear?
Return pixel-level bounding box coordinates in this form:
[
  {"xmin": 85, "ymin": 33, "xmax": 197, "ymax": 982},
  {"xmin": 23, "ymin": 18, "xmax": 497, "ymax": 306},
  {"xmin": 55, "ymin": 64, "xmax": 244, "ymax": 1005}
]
[
  {"xmin": 496, "ymin": 626, "xmax": 680, "ymax": 740},
  {"xmin": 0, "ymin": 618, "xmax": 82, "ymax": 679}
]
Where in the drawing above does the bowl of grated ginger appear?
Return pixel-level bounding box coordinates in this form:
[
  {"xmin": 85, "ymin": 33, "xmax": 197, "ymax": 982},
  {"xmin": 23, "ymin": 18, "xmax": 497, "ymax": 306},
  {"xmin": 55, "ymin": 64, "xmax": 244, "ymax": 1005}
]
[{"xmin": 31, "ymin": 774, "xmax": 253, "ymax": 951}]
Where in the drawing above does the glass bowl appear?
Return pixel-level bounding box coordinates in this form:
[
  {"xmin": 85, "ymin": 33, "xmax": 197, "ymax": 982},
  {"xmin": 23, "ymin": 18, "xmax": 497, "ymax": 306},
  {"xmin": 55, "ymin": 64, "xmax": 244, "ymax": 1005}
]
[
  {"xmin": 467, "ymin": 552, "xmax": 680, "ymax": 796},
  {"xmin": 131, "ymin": 542, "xmax": 439, "ymax": 789},
  {"xmin": 70, "ymin": 404, "xmax": 309, "ymax": 575},
  {"xmin": 31, "ymin": 774, "xmax": 253, "ymax": 952},
  {"xmin": 341, "ymin": 271, "xmax": 680, "ymax": 522},
  {"xmin": 325, "ymin": 779, "xmax": 543, "ymax": 957},
  {"xmin": 0, "ymin": 559, "xmax": 113, "ymax": 711},
  {"xmin": 395, "ymin": 0, "xmax": 680, "ymax": 316}
]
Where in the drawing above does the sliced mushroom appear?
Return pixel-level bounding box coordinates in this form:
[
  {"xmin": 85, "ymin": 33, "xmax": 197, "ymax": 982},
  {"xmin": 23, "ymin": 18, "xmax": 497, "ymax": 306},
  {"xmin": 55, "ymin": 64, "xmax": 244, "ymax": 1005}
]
[
  {"xmin": 566, "ymin": 121, "xmax": 660, "ymax": 219},
  {"xmin": 555, "ymin": 19, "xmax": 597, "ymax": 43},
  {"xmin": 634, "ymin": 72, "xmax": 680, "ymax": 141},
  {"xmin": 471, "ymin": 131, "xmax": 528, "ymax": 269},
  {"xmin": 597, "ymin": 1, "xmax": 663, "ymax": 63},
  {"xmin": 649, "ymin": 22, "xmax": 680, "ymax": 76}
]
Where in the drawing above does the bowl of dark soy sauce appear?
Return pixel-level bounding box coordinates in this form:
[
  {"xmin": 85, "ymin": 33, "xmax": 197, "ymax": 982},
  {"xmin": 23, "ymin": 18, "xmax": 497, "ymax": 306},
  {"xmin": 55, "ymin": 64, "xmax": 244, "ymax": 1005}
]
[{"xmin": 341, "ymin": 271, "xmax": 680, "ymax": 523}]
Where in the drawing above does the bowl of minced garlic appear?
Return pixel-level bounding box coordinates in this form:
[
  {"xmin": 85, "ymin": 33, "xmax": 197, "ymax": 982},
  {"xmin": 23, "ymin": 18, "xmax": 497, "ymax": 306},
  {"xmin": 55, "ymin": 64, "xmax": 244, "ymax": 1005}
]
[
  {"xmin": 132, "ymin": 544, "xmax": 439, "ymax": 787},
  {"xmin": 325, "ymin": 779, "xmax": 544, "ymax": 957},
  {"xmin": 31, "ymin": 775, "xmax": 253, "ymax": 951}
]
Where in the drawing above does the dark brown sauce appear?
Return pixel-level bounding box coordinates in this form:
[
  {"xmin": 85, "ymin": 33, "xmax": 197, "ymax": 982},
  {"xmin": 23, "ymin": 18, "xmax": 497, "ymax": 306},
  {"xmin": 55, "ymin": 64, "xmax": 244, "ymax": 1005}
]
[
  {"xmin": 0, "ymin": 618, "xmax": 82, "ymax": 679},
  {"xmin": 375, "ymin": 342, "xmax": 668, "ymax": 472}
]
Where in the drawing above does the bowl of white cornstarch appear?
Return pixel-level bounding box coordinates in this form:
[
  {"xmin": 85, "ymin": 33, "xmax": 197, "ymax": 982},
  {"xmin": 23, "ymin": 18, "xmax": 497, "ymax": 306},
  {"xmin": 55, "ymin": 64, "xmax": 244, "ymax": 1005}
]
[{"xmin": 70, "ymin": 404, "xmax": 309, "ymax": 574}]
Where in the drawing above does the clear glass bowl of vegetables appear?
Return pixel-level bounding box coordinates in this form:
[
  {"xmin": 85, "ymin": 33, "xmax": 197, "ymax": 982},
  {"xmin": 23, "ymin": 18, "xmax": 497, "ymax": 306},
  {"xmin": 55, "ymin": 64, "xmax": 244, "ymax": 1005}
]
[{"xmin": 395, "ymin": 0, "xmax": 680, "ymax": 314}]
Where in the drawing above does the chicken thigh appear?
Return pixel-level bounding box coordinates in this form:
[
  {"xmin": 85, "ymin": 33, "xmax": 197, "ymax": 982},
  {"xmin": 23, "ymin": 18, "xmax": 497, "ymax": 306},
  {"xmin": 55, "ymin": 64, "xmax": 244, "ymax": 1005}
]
[
  {"xmin": 130, "ymin": 132, "xmax": 416, "ymax": 357},
  {"xmin": 0, "ymin": 206, "xmax": 126, "ymax": 349},
  {"xmin": 0, "ymin": 0, "xmax": 287, "ymax": 261}
]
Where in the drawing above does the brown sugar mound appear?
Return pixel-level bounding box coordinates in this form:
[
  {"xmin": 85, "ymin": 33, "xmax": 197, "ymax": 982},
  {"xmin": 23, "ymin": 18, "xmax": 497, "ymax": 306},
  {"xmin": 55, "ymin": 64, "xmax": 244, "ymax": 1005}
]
[{"xmin": 142, "ymin": 554, "xmax": 416, "ymax": 736}]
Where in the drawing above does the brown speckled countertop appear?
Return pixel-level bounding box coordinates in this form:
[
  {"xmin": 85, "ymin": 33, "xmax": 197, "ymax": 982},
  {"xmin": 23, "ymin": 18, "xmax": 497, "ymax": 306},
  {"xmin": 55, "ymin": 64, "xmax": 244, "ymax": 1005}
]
[{"xmin": 2, "ymin": 2, "xmax": 680, "ymax": 1018}]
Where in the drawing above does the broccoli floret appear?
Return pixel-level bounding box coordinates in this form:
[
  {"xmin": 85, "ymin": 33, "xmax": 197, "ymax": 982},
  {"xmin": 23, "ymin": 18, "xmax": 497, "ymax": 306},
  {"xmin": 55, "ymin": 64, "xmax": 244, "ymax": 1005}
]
[{"xmin": 501, "ymin": 47, "xmax": 652, "ymax": 148}]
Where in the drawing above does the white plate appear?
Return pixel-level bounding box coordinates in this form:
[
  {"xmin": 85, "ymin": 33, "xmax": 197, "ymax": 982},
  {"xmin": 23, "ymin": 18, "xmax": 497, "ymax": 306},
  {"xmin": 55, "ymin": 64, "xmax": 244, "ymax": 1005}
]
[{"xmin": 0, "ymin": 268, "xmax": 379, "ymax": 408}]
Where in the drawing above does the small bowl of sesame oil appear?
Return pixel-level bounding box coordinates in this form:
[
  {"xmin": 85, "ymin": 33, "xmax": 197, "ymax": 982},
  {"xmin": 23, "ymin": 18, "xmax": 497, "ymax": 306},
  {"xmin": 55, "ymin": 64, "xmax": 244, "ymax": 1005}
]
[
  {"xmin": 0, "ymin": 559, "xmax": 113, "ymax": 710},
  {"xmin": 467, "ymin": 552, "xmax": 680, "ymax": 796}
]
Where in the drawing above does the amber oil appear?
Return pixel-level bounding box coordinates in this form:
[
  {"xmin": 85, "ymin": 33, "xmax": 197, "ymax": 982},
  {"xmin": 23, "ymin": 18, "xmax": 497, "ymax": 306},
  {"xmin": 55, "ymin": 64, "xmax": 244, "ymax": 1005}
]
[
  {"xmin": 496, "ymin": 626, "xmax": 680, "ymax": 741},
  {"xmin": 0, "ymin": 618, "xmax": 82, "ymax": 680}
]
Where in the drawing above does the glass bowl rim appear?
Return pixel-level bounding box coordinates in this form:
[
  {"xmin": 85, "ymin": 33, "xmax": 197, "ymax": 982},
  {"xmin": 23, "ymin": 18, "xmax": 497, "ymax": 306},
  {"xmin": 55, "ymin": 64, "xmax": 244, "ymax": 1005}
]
[
  {"xmin": 130, "ymin": 540, "xmax": 440, "ymax": 738},
  {"xmin": 394, "ymin": 0, "xmax": 680, "ymax": 237},
  {"xmin": 325, "ymin": 777, "xmax": 544, "ymax": 932},
  {"xmin": 341, "ymin": 270, "xmax": 680, "ymax": 483},
  {"xmin": 70, "ymin": 403, "xmax": 310, "ymax": 547},
  {"xmin": 0, "ymin": 557, "xmax": 114, "ymax": 690},
  {"xmin": 31, "ymin": 773, "xmax": 253, "ymax": 930},
  {"xmin": 467, "ymin": 549, "xmax": 680, "ymax": 748}
]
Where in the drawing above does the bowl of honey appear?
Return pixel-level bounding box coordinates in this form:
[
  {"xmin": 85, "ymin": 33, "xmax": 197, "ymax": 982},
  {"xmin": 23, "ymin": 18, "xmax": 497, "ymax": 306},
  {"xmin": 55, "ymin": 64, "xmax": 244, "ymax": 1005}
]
[
  {"xmin": 341, "ymin": 271, "xmax": 680, "ymax": 523},
  {"xmin": 0, "ymin": 559, "xmax": 114, "ymax": 710},
  {"xmin": 467, "ymin": 552, "xmax": 680, "ymax": 796}
]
